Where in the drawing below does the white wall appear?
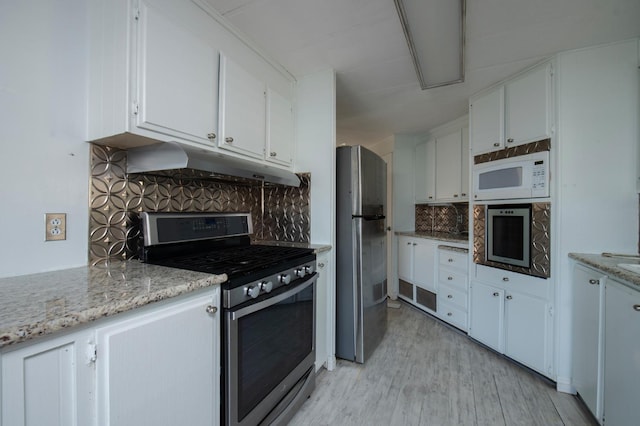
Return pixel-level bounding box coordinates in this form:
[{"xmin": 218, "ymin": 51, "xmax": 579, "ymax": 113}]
[
  {"xmin": 0, "ymin": 0, "xmax": 90, "ymax": 278},
  {"xmin": 555, "ymin": 38, "xmax": 639, "ymax": 391}
]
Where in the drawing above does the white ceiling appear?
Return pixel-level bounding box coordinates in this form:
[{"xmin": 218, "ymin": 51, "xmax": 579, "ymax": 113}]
[{"xmin": 204, "ymin": 0, "xmax": 640, "ymax": 146}]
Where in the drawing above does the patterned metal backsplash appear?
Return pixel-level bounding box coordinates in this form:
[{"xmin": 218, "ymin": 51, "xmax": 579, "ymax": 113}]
[
  {"xmin": 473, "ymin": 202, "xmax": 551, "ymax": 278},
  {"xmin": 415, "ymin": 203, "xmax": 469, "ymax": 234},
  {"xmin": 473, "ymin": 139, "xmax": 551, "ymax": 165},
  {"xmin": 89, "ymin": 144, "xmax": 310, "ymax": 265}
]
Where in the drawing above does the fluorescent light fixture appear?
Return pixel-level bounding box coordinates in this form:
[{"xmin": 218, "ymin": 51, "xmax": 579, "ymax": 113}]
[{"xmin": 394, "ymin": 0, "xmax": 465, "ymax": 89}]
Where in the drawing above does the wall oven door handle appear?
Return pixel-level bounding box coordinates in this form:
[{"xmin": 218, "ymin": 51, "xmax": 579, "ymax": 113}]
[{"xmin": 230, "ymin": 274, "xmax": 317, "ymax": 320}]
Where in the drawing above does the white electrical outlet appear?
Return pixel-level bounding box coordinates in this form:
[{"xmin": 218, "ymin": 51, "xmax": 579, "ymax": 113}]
[{"xmin": 45, "ymin": 213, "xmax": 66, "ymax": 241}]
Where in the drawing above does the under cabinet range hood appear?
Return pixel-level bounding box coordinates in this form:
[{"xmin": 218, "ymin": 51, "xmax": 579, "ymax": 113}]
[{"xmin": 126, "ymin": 142, "xmax": 300, "ymax": 187}]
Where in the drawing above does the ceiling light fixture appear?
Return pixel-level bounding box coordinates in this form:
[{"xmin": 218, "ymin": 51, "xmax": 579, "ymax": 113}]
[{"xmin": 394, "ymin": 0, "xmax": 466, "ymax": 89}]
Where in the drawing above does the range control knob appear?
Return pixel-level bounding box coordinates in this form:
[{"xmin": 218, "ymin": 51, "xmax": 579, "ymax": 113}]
[
  {"xmin": 304, "ymin": 265, "xmax": 315, "ymax": 275},
  {"xmin": 260, "ymin": 280, "xmax": 273, "ymax": 293},
  {"xmin": 246, "ymin": 285, "xmax": 261, "ymax": 299},
  {"xmin": 295, "ymin": 268, "xmax": 305, "ymax": 277},
  {"xmin": 279, "ymin": 274, "xmax": 291, "ymax": 285}
]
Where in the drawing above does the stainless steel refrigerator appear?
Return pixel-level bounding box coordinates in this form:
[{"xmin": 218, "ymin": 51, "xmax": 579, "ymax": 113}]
[{"xmin": 336, "ymin": 145, "xmax": 387, "ymax": 363}]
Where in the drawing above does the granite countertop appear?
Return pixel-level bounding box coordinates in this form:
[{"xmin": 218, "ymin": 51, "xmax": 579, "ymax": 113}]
[
  {"xmin": 395, "ymin": 230, "xmax": 469, "ymax": 244},
  {"xmin": 569, "ymin": 253, "xmax": 640, "ymax": 289},
  {"xmin": 0, "ymin": 261, "xmax": 226, "ymax": 349},
  {"xmin": 252, "ymin": 240, "xmax": 332, "ymax": 254},
  {"xmin": 437, "ymin": 245, "xmax": 469, "ymax": 253}
]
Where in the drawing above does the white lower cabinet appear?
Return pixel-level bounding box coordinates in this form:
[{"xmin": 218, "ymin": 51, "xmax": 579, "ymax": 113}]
[
  {"xmin": 397, "ymin": 236, "xmax": 436, "ymax": 312},
  {"xmin": 315, "ymin": 251, "xmax": 330, "ymax": 371},
  {"xmin": 437, "ymin": 247, "xmax": 469, "ymax": 331},
  {"xmin": 603, "ymin": 280, "xmax": 640, "ymax": 426},
  {"xmin": 571, "ymin": 264, "xmax": 605, "ymax": 422},
  {"xmin": 469, "ymin": 266, "xmax": 552, "ymax": 378},
  {"xmin": 1, "ymin": 288, "xmax": 220, "ymax": 426},
  {"xmin": 96, "ymin": 290, "xmax": 220, "ymax": 426},
  {"xmin": 1, "ymin": 330, "xmax": 96, "ymax": 426}
]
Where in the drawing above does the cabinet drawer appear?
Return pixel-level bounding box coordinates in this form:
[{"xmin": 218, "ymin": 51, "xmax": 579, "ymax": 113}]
[
  {"xmin": 438, "ymin": 283, "xmax": 467, "ymax": 310},
  {"xmin": 438, "ymin": 249, "xmax": 468, "ymax": 272},
  {"xmin": 475, "ymin": 264, "xmax": 549, "ymax": 299},
  {"xmin": 438, "ymin": 268, "xmax": 467, "ymax": 291},
  {"xmin": 438, "ymin": 302, "xmax": 468, "ymax": 331}
]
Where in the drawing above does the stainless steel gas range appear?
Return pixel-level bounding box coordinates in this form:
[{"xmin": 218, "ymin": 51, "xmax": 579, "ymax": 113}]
[{"xmin": 139, "ymin": 212, "xmax": 317, "ymax": 426}]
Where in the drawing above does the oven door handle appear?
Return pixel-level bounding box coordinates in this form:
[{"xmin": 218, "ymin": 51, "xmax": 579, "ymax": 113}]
[{"xmin": 230, "ymin": 274, "xmax": 317, "ymax": 320}]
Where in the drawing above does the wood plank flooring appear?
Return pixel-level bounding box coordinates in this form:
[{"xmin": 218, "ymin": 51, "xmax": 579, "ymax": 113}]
[{"xmin": 289, "ymin": 302, "xmax": 595, "ymax": 426}]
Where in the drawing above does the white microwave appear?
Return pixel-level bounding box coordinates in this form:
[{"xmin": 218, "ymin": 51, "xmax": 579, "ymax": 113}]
[{"xmin": 473, "ymin": 151, "xmax": 550, "ymax": 201}]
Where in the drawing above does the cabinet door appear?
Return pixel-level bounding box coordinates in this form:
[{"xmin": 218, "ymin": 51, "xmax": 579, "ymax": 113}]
[
  {"xmin": 96, "ymin": 290, "xmax": 220, "ymax": 426},
  {"xmin": 504, "ymin": 290, "xmax": 549, "ymax": 374},
  {"xmin": 413, "ymin": 239, "xmax": 435, "ymax": 292},
  {"xmin": 136, "ymin": 0, "xmax": 218, "ymax": 145},
  {"xmin": 414, "ymin": 143, "xmax": 427, "ymax": 202},
  {"xmin": 469, "ymin": 86, "xmax": 504, "ymax": 155},
  {"xmin": 315, "ymin": 252, "xmax": 330, "ymax": 371},
  {"xmin": 2, "ymin": 330, "xmax": 95, "ymax": 426},
  {"xmin": 218, "ymin": 54, "xmax": 266, "ymax": 159},
  {"xmin": 604, "ymin": 281, "xmax": 640, "ymax": 426},
  {"xmin": 469, "ymin": 280, "xmax": 504, "ymax": 352},
  {"xmin": 571, "ymin": 264, "xmax": 605, "ymax": 421},
  {"xmin": 435, "ymin": 130, "xmax": 462, "ymax": 200},
  {"xmin": 460, "ymin": 126, "xmax": 469, "ymax": 198},
  {"xmin": 398, "ymin": 237, "xmax": 414, "ymax": 282},
  {"xmin": 504, "ymin": 62, "xmax": 552, "ymax": 147},
  {"xmin": 266, "ymin": 87, "xmax": 294, "ymax": 166}
]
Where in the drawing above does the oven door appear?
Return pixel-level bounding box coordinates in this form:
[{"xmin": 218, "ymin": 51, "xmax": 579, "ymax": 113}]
[
  {"xmin": 224, "ymin": 274, "xmax": 316, "ymax": 426},
  {"xmin": 487, "ymin": 205, "xmax": 531, "ymax": 268}
]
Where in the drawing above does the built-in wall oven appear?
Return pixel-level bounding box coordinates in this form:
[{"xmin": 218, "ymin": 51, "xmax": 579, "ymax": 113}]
[
  {"xmin": 138, "ymin": 212, "xmax": 317, "ymax": 426},
  {"xmin": 486, "ymin": 204, "xmax": 532, "ymax": 268}
]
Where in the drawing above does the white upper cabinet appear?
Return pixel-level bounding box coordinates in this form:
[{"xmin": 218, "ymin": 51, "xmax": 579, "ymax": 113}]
[
  {"xmin": 504, "ymin": 62, "xmax": 552, "ymax": 147},
  {"xmin": 136, "ymin": 0, "xmax": 219, "ymax": 145},
  {"xmin": 218, "ymin": 54, "xmax": 266, "ymax": 159},
  {"xmin": 266, "ymin": 88, "xmax": 295, "ymax": 166},
  {"xmin": 469, "ymin": 86, "xmax": 504, "ymax": 155},
  {"xmin": 435, "ymin": 129, "xmax": 463, "ymax": 200},
  {"xmin": 470, "ymin": 61, "xmax": 552, "ymax": 155},
  {"xmin": 414, "ymin": 139, "xmax": 436, "ymax": 202}
]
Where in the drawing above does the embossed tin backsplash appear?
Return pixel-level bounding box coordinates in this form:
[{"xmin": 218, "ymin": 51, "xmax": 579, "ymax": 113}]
[
  {"xmin": 473, "ymin": 139, "xmax": 551, "ymax": 165},
  {"xmin": 89, "ymin": 144, "xmax": 310, "ymax": 265},
  {"xmin": 473, "ymin": 203, "xmax": 551, "ymax": 278},
  {"xmin": 416, "ymin": 203, "xmax": 469, "ymax": 234}
]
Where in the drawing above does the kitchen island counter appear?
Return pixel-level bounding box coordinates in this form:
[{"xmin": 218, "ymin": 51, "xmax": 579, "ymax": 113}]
[
  {"xmin": 0, "ymin": 261, "xmax": 226, "ymax": 349},
  {"xmin": 395, "ymin": 230, "xmax": 469, "ymax": 244},
  {"xmin": 569, "ymin": 252, "xmax": 640, "ymax": 289}
]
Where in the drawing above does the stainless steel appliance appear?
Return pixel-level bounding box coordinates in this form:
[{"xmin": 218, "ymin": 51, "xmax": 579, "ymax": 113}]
[
  {"xmin": 486, "ymin": 204, "xmax": 532, "ymax": 268},
  {"xmin": 139, "ymin": 212, "xmax": 317, "ymax": 426},
  {"xmin": 473, "ymin": 150, "xmax": 550, "ymax": 201},
  {"xmin": 335, "ymin": 145, "xmax": 387, "ymax": 363}
]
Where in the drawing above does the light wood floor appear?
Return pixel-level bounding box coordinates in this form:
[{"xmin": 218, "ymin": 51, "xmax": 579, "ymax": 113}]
[{"xmin": 289, "ymin": 301, "xmax": 595, "ymax": 426}]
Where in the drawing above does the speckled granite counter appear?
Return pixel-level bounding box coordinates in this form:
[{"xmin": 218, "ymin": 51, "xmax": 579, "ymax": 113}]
[
  {"xmin": 253, "ymin": 241, "xmax": 332, "ymax": 254},
  {"xmin": 0, "ymin": 261, "xmax": 226, "ymax": 349},
  {"xmin": 395, "ymin": 231, "xmax": 469, "ymax": 245},
  {"xmin": 437, "ymin": 245, "xmax": 469, "ymax": 253},
  {"xmin": 569, "ymin": 253, "xmax": 640, "ymax": 289}
]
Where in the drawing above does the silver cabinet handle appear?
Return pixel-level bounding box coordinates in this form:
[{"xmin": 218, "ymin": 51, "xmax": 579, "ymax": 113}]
[
  {"xmin": 447, "ymin": 276, "xmax": 453, "ymax": 281},
  {"xmin": 447, "ymin": 312, "xmax": 453, "ymax": 316},
  {"xmin": 493, "ymin": 292, "xmax": 500, "ymax": 297},
  {"xmin": 206, "ymin": 305, "xmax": 217, "ymax": 314},
  {"xmin": 448, "ymin": 258, "xmax": 454, "ymax": 263},
  {"xmin": 225, "ymin": 137, "xmax": 234, "ymax": 143},
  {"xmin": 447, "ymin": 294, "xmax": 453, "ymax": 299},
  {"xmin": 207, "ymin": 132, "xmax": 216, "ymax": 140},
  {"xmin": 633, "ymin": 304, "xmax": 640, "ymax": 311},
  {"xmin": 318, "ymin": 262, "xmax": 325, "ymax": 268},
  {"xmin": 407, "ymin": 242, "xmax": 411, "ymax": 245},
  {"xmin": 507, "ymin": 138, "xmax": 514, "ymax": 143},
  {"xmin": 412, "ymin": 243, "xmax": 417, "ymax": 246},
  {"xmin": 493, "ymin": 142, "xmax": 500, "ymax": 147},
  {"xmin": 588, "ymin": 279, "xmax": 599, "ymax": 285},
  {"xmin": 506, "ymin": 295, "xmax": 513, "ymax": 300},
  {"xmin": 453, "ymin": 194, "xmax": 459, "ymax": 198},
  {"xmin": 270, "ymin": 152, "xmax": 277, "ymax": 157},
  {"xmin": 503, "ymin": 277, "xmax": 509, "ymax": 282},
  {"xmin": 461, "ymin": 193, "xmax": 467, "ymax": 196}
]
